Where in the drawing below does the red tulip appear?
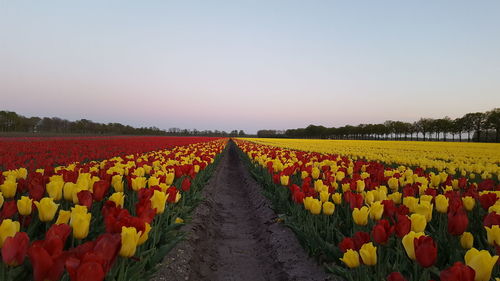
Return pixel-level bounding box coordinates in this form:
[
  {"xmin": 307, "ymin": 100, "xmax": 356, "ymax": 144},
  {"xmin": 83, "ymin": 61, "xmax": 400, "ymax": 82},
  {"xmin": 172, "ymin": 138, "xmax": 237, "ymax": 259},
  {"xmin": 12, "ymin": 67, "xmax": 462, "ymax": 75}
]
[
  {"xmin": 181, "ymin": 177, "xmax": 191, "ymax": 192},
  {"xmin": 2, "ymin": 232, "xmax": 29, "ymax": 266},
  {"xmin": 483, "ymin": 212, "xmax": 500, "ymax": 228},
  {"xmin": 0, "ymin": 200, "xmax": 18, "ymax": 219},
  {"xmin": 414, "ymin": 236, "xmax": 437, "ymax": 268},
  {"xmin": 77, "ymin": 190, "xmax": 93, "ymax": 209},
  {"xmin": 28, "ymin": 242, "xmax": 68, "ymax": 281},
  {"xmin": 372, "ymin": 219, "xmax": 394, "ymax": 244},
  {"xmin": 292, "ymin": 190, "xmax": 305, "ymax": 204},
  {"xmin": 387, "ymin": 272, "xmax": 408, "ymax": 281},
  {"xmin": 440, "ymin": 262, "xmax": 475, "ymax": 281},
  {"xmin": 395, "ymin": 215, "xmax": 411, "ymax": 238},
  {"xmin": 479, "ymin": 193, "xmax": 497, "ymax": 210},
  {"xmin": 46, "ymin": 223, "xmax": 71, "ymax": 244},
  {"xmin": 92, "ymin": 180, "xmax": 110, "ymax": 202},
  {"xmin": 352, "ymin": 231, "xmax": 370, "ymax": 250},
  {"xmin": 448, "ymin": 208, "xmax": 468, "ymax": 235},
  {"xmin": 338, "ymin": 237, "xmax": 355, "ymax": 253}
]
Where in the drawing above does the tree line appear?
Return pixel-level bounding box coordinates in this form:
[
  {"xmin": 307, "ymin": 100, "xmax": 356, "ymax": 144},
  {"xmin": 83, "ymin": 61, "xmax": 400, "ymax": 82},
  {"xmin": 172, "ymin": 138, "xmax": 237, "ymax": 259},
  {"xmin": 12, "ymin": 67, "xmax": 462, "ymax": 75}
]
[
  {"xmin": 258, "ymin": 108, "xmax": 500, "ymax": 142},
  {"xmin": 0, "ymin": 110, "xmax": 246, "ymax": 137}
]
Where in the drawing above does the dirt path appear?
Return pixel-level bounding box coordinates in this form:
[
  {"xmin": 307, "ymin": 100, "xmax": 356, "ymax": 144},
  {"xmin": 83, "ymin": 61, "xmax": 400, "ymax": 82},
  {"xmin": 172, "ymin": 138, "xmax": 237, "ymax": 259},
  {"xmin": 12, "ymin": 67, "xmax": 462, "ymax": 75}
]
[{"xmin": 151, "ymin": 141, "xmax": 332, "ymax": 281}]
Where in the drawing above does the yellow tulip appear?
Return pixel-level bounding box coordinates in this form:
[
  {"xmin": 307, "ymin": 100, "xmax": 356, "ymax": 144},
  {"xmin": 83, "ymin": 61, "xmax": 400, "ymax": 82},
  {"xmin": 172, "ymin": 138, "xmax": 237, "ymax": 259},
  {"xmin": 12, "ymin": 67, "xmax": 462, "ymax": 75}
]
[
  {"xmin": 280, "ymin": 175, "xmax": 289, "ymax": 186},
  {"xmin": 34, "ymin": 197, "xmax": 59, "ymax": 222},
  {"xmin": 388, "ymin": 192, "xmax": 402, "ymax": 204},
  {"xmin": 356, "ymin": 180, "xmax": 365, "ymax": 192},
  {"xmin": 303, "ymin": 197, "xmax": 313, "ymax": 210},
  {"xmin": 46, "ymin": 180, "xmax": 64, "ymax": 201},
  {"xmin": 332, "ymin": 193, "xmax": 342, "ymax": 204},
  {"xmin": 352, "ymin": 206, "xmax": 369, "ymax": 226},
  {"xmin": 150, "ymin": 190, "xmax": 167, "ymax": 214},
  {"xmin": 485, "ymin": 225, "xmax": 500, "ymax": 247},
  {"xmin": 435, "ymin": 194, "xmax": 449, "ymax": 213},
  {"xmin": 415, "ymin": 201, "xmax": 433, "ymax": 222},
  {"xmin": 460, "ymin": 232, "xmax": 474, "ymax": 249},
  {"xmin": 16, "ymin": 196, "xmax": 33, "ymax": 216},
  {"xmin": 341, "ymin": 183, "xmax": 351, "ymax": 193},
  {"xmin": 403, "ymin": 196, "xmax": 419, "ymax": 213},
  {"xmin": 336, "ymin": 171, "xmax": 345, "ymax": 182},
  {"xmin": 319, "ymin": 191, "xmax": 330, "ymax": 203},
  {"xmin": 301, "ymin": 171, "xmax": 309, "ymax": 179},
  {"xmin": 165, "ymin": 173, "xmax": 175, "ymax": 185},
  {"xmin": 387, "ymin": 177, "xmax": 399, "ymax": 190},
  {"xmin": 119, "ymin": 226, "xmax": 142, "ymax": 257},
  {"xmin": 148, "ymin": 176, "xmax": 160, "ymax": 187},
  {"xmin": 359, "ymin": 242, "xmax": 377, "ymax": 266},
  {"xmin": 111, "ymin": 175, "xmax": 124, "ymax": 192},
  {"xmin": 311, "ymin": 167, "xmax": 320, "ymax": 179},
  {"xmin": 109, "ymin": 192, "xmax": 125, "ymax": 208},
  {"xmin": 340, "ymin": 249, "xmax": 360, "ymax": 268},
  {"xmin": 70, "ymin": 212, "xmax": 91, "ymax": 239},
  {"xmin": 322, "ymin": 202, "xmax": 335, "ymax": 215},
  {"xmin": 462, "ymin": 196, "xmax": 476, "ymax": 211},
  {"xmin": 369, "ymin": 201, "xmax": 384, "ymax": 220},
  {"xmin": 402, "ymin": 231, "xmax": 425, "ymax": 260},
  {"xmin": 310, "ymin": 199, "xmax": 322, "ymax": 215},
  {"xmin": 0, "ymin": 180, "xmax": 17, "ymax": 199},
  {"xmin": 63, "ymin": 182, "xmax": 77, "ymax": 201},
  {"xmin": 364, "ymin": 191, "xmax": 375, "ymax": 205},
  {"xmin": 410, "ymin": 213, "xmax": 427, "ymax": 232},
  {"xmin": 175, "ymin": 217, "xmax": 184, "ymax": 224},
  {"xmin": 55, "ymin": 210, "xmax": 71, "ymax": 225},
  {"xmin": 420, "ymin": 195, "xmax": 433, "ymax": 203},
  {"xmin": 137, "ymin": 223, "xmax": 152, "ymax": 245},
  {"xmin": 131, "ymin": 177, "xmax": 147, "ymax": 191},
  {"xmin": 0, "ymin": 219, "xmax": 20, "ymax": 248},
  {"xmin": 464, "ymin": 248, "xmax": 499, "ymax": 281}
]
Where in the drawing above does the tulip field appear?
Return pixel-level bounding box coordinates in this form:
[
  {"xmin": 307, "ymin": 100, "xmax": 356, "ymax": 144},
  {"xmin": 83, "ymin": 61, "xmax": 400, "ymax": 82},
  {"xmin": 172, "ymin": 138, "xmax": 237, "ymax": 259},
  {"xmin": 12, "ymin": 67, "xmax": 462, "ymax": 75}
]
[
  {"xmin": 236, "ymin": 138, "xmax": 499, "ymax": 281},
  {"xmin": 0, "ymin": 136, "xmax": 227, "ymax": 281}
]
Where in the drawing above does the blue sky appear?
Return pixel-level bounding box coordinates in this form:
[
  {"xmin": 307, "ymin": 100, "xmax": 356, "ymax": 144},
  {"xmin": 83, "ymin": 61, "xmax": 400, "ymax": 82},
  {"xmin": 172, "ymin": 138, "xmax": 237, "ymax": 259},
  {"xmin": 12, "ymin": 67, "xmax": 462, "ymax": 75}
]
[{"xmin": 1, "ymin": 0, "xmax": 499, "ymax": 133}]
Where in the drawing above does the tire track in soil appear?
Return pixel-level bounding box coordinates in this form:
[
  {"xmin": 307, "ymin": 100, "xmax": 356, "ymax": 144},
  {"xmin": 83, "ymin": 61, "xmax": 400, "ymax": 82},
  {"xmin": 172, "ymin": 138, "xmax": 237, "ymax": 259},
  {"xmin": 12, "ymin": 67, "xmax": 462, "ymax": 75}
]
[{"xmin": 151, "ymin": 141, "xmax": 333, "ymax": 281}]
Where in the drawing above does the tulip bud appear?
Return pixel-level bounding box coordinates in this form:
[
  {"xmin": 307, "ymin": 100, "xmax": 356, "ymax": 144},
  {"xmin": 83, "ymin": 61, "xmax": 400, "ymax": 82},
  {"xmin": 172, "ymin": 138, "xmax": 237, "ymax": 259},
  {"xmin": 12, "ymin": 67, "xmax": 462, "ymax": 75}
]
[
  {"xmin": 17, "ymin": 196, "xmax": 33, "ymax": 216},
  {"xmin": 150, "ymin": 190, "xmax": 167, "ymax": 214},
  {"xmin": 0, "ymin": 219, "xmax": 20, "ymax": 248},
  {"xmin": 340, "ymin": 249, "xmax": 360, "ymax": 268},
  {"xmin": 0, "ymin": 180, "xmax": 17, "ymax": 199},
  {"xmin": 352, "ymin": 206, "xmax": 369, "ymax": 226},
  {"xmin": 109, "ymin": 192, "xmax": 125, "ymax": 208},
  {"xmin": 435, "ymin": 195, "xmax": 449, "ymax": 213},
  {"xmin": 462, "ymin": 196, "xmax": 475, "ymax": 211},
  {"xmin": 309, "ymin": 199, "xmax": 322, "ymax": 215},
  {"xmin": 485, "ymin": 225, "xmax": 500, "ymax": 247},
  {"xmin": 359, "ymin": 242, "xmax": 377, "ymax": 266},
  {"xmin": 119, "ymin": 226, "xmax": 142, "ymax": 257},
  {"xmin": 332, "ymin": 193, "xmax": 342, "ymax": 204},
  {"xmin": 369, "ymin": 201, "xmax": 384, "ymax": 220},
  {"xmin": 55, "ymin": 210, "xmax": 71, "ymax": 225},
  {"xmin": 322, "ymin": 202, "xmax": 335, "ymax": 215},
  {"xmin": 460, "ymin": 232, "xmax": 474, "ymax": 249},
  {"xmin": 70, "ymin": 211, "xmax": 91, "ymax": 239},
  {"xmin": 34, "ymin": 197, "xmax": 59, "ymax": 222},
  {"xmin": 46, "ymin": 180, "xmax": 64, "ymax": 201},
  {"xmin": 410, "ymin": 213, "xmax": 427, "ymax": 233}
]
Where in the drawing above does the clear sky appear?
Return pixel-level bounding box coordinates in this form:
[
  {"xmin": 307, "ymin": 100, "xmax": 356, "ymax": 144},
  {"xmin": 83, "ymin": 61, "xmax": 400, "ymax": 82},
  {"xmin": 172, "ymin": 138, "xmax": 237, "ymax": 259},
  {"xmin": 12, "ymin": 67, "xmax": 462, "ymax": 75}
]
[{"xmin": 1, "ymin": 1, "xmax": 499, "ymax": 134}]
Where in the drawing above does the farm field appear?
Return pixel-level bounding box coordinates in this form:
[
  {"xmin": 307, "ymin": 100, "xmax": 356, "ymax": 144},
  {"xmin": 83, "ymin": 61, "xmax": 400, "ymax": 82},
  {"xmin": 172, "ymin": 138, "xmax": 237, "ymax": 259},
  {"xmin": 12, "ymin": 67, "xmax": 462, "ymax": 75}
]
[
  {"xmin": 1, "ymin": 136, "xmax": 499, "ymax": 281},
  {"xmin": 235, "ymin": 138, "xmax": 499, "ymax": 281},
  {"xmin": 0, "ymin": 136, "xmax": 227, "ymax": 281}
]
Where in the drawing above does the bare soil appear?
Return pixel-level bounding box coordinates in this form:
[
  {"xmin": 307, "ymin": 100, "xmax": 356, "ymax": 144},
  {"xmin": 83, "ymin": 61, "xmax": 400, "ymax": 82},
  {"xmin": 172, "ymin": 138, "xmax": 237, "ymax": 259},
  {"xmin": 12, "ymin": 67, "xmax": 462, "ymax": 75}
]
[{"xmin": 151, "ymin": 141, "xmax": 332, "ymax": 281}]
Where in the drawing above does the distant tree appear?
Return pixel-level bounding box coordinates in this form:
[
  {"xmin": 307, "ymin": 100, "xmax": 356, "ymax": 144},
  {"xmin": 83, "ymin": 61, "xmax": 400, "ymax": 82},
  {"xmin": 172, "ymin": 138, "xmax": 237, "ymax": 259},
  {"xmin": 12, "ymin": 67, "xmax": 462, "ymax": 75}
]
[
  {"xmin": 416, "ymin": 118, "xmax": 434, "ymax": 141},
  {"xmin": 485, "ymin": 108, "xmax": 500, "ymax": 142},
  {"xmin": 238, "ymin": 130, "xmax": 245, "ymax": 137}
]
